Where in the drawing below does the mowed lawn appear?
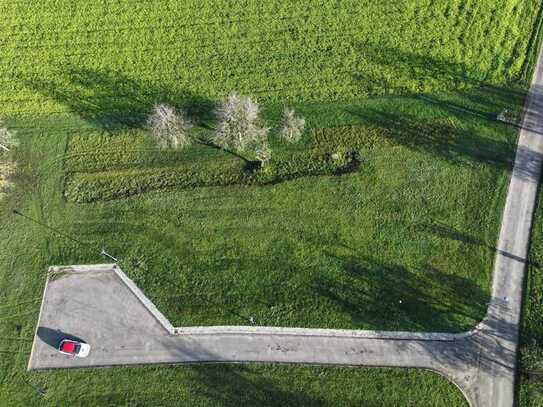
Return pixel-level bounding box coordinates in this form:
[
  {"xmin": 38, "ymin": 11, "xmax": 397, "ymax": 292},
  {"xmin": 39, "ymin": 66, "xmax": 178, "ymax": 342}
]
[{"xmin": 0, "ymin": 0, "xmax": 542, "ymax": 405}]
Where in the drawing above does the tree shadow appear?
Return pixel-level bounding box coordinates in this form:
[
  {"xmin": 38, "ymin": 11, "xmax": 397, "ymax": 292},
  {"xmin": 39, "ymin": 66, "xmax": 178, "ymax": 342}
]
[
  {"xmin": 351, "ymin": 41, "xmax": 524, "ymax": 96},
  {"xmin": 24, "ymin": 66, "xmax": 216, "ymax": 130},
  {"xmin": 416, "ymin": 220, "xmax": 542, "ymax": 268},
  {"xmin": 419, "ymin": 84, "xmax": 543, "ymax": 137},
  {"xmin": 311, "ymin": 253, "xmax": 489, "ymax": 332},
  {"xmin": 347, "ymin": 105, "xmax": 516, "ymax": 170},
  {"xmin": 348, "ymin": 42, "xmax": 543, "ymax": 181},
  {"xmin": 184, "ymin": 364, "xmax": 324, "ymax": 407}
]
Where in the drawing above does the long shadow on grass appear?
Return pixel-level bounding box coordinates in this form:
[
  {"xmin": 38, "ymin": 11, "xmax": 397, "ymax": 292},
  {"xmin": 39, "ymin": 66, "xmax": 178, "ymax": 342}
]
[
  {"xmin": 67, "ymin": 364, "xmax": 325, "ymax": 406},
  {"xmin": 347, "ymin": 104, "xmax": 543, "ymax": 182},
  {"xmin": 351, "ymin": 41, "xmax": 528, "ymax": 96},
  {"xmin": 417, "ymin": 220, "xmax": 542, "ymax": 268},
  {"xmin": 184, "ymin": 364, "xmax": 324, "ymax": 407},
  {"xmin": 92, "ymin": 218, "xmax": 489, "ymax": 332},
  {"xmin": 419, "ymin": 85, "xmax": 543, "ymax": 137},
  {"xmin": 311, "ymin": 253, "xmax": 488, "ymax": 332},
  {"xmin": 348, "ymin": 41, "xmax": 543, "ymax": 180},
  {"xmin": 24, "ymin": 66, "xmax": 216, "ymax": 130}
]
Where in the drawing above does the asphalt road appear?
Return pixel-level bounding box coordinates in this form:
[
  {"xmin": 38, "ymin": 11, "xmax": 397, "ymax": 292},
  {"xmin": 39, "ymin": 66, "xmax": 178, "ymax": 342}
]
[{"xmin": 28, "ymin": 44, "xmax": 543, "ymax": 407}]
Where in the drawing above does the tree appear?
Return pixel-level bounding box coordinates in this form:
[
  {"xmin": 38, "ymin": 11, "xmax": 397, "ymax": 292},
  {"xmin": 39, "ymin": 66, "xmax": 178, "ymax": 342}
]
[
  {"xmin": 0, "ymin": 122, "xmax": 18, "ymax": 153},
  {"xmin": 214, "ymin": 92, "xmax": 269, "ymax": 154},
  {"xmin": 279, "ymin": 108, "xmax": 305, "ymax": 143},
  {"xmin": 147, "ymin": 104, "xmax": 192, "ymax": 150}
]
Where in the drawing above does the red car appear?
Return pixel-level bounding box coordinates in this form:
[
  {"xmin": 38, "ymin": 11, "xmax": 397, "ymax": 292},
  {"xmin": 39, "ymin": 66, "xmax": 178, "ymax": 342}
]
[{"xmin": 58, "ymin": 339, "xmax": 91, "ymax": 358}]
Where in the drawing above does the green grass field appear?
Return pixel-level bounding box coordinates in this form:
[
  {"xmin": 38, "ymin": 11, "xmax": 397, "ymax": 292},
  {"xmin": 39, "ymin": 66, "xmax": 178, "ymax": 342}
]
[
  {"xmin": 0, "ymin": 112, "xmax": 470, "ymax": 406},
  {"xmin": 3, "ymin": 88, "xmax": 521, "ymax": 332},
  {"xmin": 1, "ymin": 0, "xmax": 542, "ymax": 405},
  {"xmin": 0, "ymin": 0, "xmax": 541, "ymax": 118},
  {"xmin": 518, "ymin": 189, "xmax": 543, "ymax": 406}
]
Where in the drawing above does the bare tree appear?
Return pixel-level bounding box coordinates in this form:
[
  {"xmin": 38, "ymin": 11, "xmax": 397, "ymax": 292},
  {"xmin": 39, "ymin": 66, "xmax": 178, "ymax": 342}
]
[
  {"xmin": 0, "ymin": 123, "xmax": 18, "ymax": 153},
  {"xmin": 279, "ymin": 108, "xmax": 305, "ymax": 143},
  {"xmin": 147, "ymin": 104, "xmax": 193, "ymax": 150},
  {"xmin": 214, "ymin": 92, "xmax": 269, "ymax": 153}
]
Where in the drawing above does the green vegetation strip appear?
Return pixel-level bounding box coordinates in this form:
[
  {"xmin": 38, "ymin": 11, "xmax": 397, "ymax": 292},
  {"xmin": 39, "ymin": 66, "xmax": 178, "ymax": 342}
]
[
  {"xmin": 519, "ymin": 190, "xmax": 543, "ymax": 406},
  {"xmin": 64, "ymin": 127, "xmax": 378, "ymax": 202}
]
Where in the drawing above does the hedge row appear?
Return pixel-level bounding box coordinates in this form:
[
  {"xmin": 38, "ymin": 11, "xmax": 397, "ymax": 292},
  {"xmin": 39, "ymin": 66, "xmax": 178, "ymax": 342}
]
[
  {"xmin": 64, "ymin": 124, "xmax": 397, "ymax": 203},
  {"xmin": 65, "ymin": 149, "xmax": 359, "ymax": 203}
]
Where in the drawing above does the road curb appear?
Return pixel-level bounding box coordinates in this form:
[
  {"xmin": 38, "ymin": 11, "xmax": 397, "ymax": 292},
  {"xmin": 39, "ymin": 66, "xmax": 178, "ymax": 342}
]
[{"xmin": 52, "ymin": 263, "xmax": 471, "ymax": 341}]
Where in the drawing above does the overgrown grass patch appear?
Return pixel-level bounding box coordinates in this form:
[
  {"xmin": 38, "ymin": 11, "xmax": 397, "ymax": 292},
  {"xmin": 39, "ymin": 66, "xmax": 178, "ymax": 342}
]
[{"xmin": 63, "ymin": 126, "xmax": 372, "ymax": 202}]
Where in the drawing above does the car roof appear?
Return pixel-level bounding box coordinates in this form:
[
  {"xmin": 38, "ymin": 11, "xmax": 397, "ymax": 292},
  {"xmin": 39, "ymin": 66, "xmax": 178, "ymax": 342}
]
[{"xmin": 60, "ymin": 341, "xmax": 76, "ymax": 353}]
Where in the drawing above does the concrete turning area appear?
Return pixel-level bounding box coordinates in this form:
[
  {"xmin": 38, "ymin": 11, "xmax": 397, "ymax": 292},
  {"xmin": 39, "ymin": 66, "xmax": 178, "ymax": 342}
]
[
  {"xmin": 28, "ymin": 43, "xmax": 543, "ymax": 407},
  {"xmin": 23, "ymin": 264, "xmax": 517, "ymax": 407}
]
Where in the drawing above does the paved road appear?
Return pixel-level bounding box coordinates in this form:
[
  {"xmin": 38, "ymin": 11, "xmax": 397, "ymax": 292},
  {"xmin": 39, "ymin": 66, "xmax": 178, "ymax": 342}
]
[{"xmin": 28, "ymin": 46, "xmax": 543, "ymax": 407}]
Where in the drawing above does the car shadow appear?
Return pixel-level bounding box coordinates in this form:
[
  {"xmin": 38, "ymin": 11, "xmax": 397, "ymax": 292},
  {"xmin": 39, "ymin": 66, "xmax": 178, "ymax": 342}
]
[{"xmin": 37, "ymin": 326, "xmax": 86, "ymax": 349}]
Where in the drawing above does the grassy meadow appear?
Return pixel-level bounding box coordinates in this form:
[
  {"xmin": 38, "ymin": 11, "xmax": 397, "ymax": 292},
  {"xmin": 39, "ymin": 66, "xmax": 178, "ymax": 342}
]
[
  {"xmin": 519, "ymin": 189, "xmax": 543, "ymax": 406},
  {"xmin": 1, "ymin": 0, "xmax": 542, "ymax": 405}
]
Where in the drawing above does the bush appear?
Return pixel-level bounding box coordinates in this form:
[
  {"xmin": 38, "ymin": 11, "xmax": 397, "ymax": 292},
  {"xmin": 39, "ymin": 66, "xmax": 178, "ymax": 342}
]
[{"xmin": 279, "ymin": 108, "xmax": 305, "ymax": 143}]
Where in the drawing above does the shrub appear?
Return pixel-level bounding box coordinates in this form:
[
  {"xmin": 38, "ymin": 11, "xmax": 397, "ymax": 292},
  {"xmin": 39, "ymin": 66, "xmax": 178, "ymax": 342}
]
[
  {"xmin": 214, "ymin": 92, "xmax": 269, "ymax": 153},
  {"xmin": 279, "ymin": 108, "xmax": 305, "ymax": 143},
  {"xmin": 497, "ymin": 109, "xmax": 521, "ymax": 125},
  {"xmin": 147, "ymin": 104, "xmax": 192, "ymax": 150},
  {"xmin": 255, "ymin": 141, "xmax": 272, "ymax": 166}
]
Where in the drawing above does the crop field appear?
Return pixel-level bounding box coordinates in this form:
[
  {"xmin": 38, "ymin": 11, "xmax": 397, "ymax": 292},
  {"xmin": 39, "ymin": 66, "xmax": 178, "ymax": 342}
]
[
  {"xmin": 1, "ymin": 0, "xmax": 543, "ymax": 405},
  {"xmin": 0, "ymin": 0, "xmax": 541, "ymax": 119}
]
